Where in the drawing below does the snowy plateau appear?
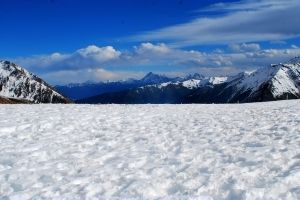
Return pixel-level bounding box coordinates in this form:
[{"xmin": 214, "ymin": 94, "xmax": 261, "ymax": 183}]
[{"xmin": 0, "ymin": 101, "xmax": 300, "ymax": 200}]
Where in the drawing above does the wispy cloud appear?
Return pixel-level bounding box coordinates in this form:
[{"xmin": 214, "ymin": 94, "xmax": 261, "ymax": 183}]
[
  {"xmin": 199, "ymin": 0, "xmax": 290, "ymax": 12},
  {"xmin": 131, "ymin": 0, "xmax": 300, "ymax": 47},
  {"xmin": 228, "ymin": 43, "xmax": 261, "ymax": 52}
]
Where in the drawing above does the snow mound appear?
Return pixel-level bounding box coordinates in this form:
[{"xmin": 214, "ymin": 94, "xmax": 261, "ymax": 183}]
[{"xmin": 0, "ymin": 101, "xmax": 300, "ymax": 199}]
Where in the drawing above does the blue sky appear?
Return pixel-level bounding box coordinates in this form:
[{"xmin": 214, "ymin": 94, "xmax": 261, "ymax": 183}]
[
  {"xmin": 1, "ymin": 0, "xmax": 228, "ymax": 57},
  {"xmin": 1, "ymin": 0, "xmax": 300, "ymax": 84}
]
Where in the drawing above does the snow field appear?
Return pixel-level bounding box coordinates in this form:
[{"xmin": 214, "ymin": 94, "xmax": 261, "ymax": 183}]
[{"xmin": 0, "ymin": 100, "xmax": 300, "ymax": 199}]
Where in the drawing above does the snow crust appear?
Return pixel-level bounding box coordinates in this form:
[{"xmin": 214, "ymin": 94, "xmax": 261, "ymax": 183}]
[{"xmin": 0, "ymin": 101, "xmax": 300, "ymax": 199}]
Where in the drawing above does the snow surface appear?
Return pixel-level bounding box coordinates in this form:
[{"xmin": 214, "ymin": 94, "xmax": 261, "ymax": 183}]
[{"xmin": 0, "ymin": 101, "xmax": 300, "ymax": 200}]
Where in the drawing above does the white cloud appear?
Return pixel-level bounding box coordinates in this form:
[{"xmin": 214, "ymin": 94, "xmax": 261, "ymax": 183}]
[
  {"xmin": 126, "ymin": 43, "xmax": 205, "ymax": 66},
  {"xmin": 135, "ymin": 43, "xmax": 170, "ymax": 54},
  {"xmin": 131, "ymin": 0, "xmax": 300, "ymax": 47},
  {"xmin": 77, "ymin": 45, "xmax": 121, "ymax": 62},
  {"xmin": 12, "ymin": 43, "xmax": 300, "ymax": 84},
  {"xmin": 199, "ymin": 0, "xmax": 290, "ymax": 12},
  {"xmin": 15, "ymin": 45, "xmax": 120, "ymax": 72},
  {"xmin": 229, "ymin": 43, "xmax": 261, "ymax": 52}
]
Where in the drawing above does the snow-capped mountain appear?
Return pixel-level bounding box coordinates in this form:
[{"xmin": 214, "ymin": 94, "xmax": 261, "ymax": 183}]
[
  {"xmin": 77, "ymin": 76, "xmax": 225, "ymax": 104},
  {"xmin": 186, "ymin": 57, "xmax": 300, "ymax": 103},
  {"xmin": 140, "ymin": 72, "xmax": 174, "ymax": 84},
  {"xmin": 0, "ymin": 61, "xmax": 71, "ymax": 103},
  {"xmin": 257, "ymin": 58, "xmax": 300, "ymax": 99},
  {"xmin": 78, "ymin": 57, "xmax": 300, "ymax": 104}
]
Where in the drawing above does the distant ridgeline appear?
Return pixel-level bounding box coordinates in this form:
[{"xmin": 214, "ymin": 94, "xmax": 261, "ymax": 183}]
[
  {"xmin": 1, "ymin": 57, "xmax": 300, "ymax": 104},
  {"xmin": 74, "ymin": 57, "xmax": 300, "ymax": 104}
]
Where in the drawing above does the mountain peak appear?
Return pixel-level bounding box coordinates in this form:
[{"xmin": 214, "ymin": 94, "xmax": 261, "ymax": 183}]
[
  {"xmin": 141, "ymin": 72, "xmax": 170, "ymax": 84},
  {"xmin": 0, "ymin": 61, "xmax": 71, "ymax": 103},
  {"xmin": 1, "ymin": 60, "xmax": 33, "ymax": 78},
  {"xmin": 143, "ymin": 72, "xmax": 160, "ymax": 78},
  {"xmin": 184, "ymin": 73, "xmax": 205, "ymax": 80},
  {"xmin": 0, "ymin": 60, "xmax": 12, "ymax": 65}
]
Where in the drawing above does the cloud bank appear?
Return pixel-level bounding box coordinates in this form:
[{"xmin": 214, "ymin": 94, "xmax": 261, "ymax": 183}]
[{"xmin": 12, "ymin": 43, "xmax": 300, "ymax": 84}]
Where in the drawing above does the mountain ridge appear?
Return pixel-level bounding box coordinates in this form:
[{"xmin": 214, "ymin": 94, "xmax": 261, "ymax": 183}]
[
  {"xmin": 55, "ymin": 72, "xmax": 200, "ymax": 100},
  {"xmin": 77, "ymin": 57, "xmax": 300, "ymax": 104},
  {"xmin": 0, "ymin": 60, "xmax": 71, "ymax": 103}
]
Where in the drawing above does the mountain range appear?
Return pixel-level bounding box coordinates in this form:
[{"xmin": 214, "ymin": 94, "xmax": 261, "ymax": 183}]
[
  {"xmin": 77, "ymin": 57, "xmax": 300, "ymax": 104},
  {"xmin": 55, "ymin": 72, "xmax": 203, "ymax": 100},
  {"xmin": 1, "ymin": 57, "xmax": 300, "ymax": 104}
]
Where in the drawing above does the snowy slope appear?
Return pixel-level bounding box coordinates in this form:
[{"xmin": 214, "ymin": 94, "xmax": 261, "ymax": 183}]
[
  {"xmin": 155, "ymin": 79, "xmax": 202, "ymax": 89},
  {"xmin": 270, "ymin": 61, "xmax": 300, "ymax": 98},
  {"xmin": 0, "ymin": 61, "xmax": 70, "ymax": 103},
  {"xmin": 222, "ymin": 57, "xmax": 300, "ymax": 102},
  {"xmin": 154, "ymin": 76, "xmax": 227, "ymax": 90},
  {"xmin": 0, "ymin": 101, "xmax": 300, "ymax": 199}
]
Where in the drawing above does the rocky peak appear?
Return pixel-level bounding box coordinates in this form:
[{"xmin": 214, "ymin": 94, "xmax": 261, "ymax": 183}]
[{"xmin": 0, "ymin": 60, "xmax": 71, "ymax": 103}]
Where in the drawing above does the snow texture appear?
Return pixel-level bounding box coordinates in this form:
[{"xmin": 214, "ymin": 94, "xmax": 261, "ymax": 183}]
[{"xmin": 0, "ymin": 101, "xmax": 300, "ymax": 200}]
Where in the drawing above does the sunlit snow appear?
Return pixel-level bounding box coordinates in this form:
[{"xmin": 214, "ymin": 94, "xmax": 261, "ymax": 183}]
[{"xmin": 0, "ymin": 101, "xmax": 300, "ymax": 199}]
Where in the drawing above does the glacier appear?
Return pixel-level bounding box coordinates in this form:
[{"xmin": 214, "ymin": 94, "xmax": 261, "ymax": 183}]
[{"xmin": 0, "ymin": 101, "xmax": 300, "ymax": 199}]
